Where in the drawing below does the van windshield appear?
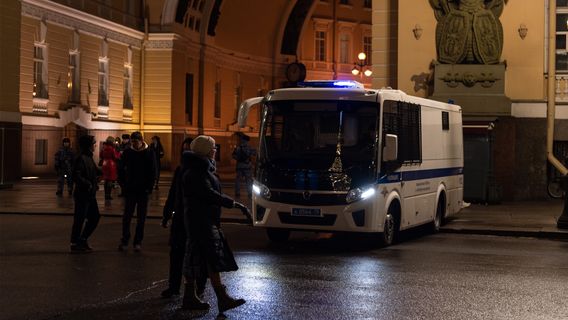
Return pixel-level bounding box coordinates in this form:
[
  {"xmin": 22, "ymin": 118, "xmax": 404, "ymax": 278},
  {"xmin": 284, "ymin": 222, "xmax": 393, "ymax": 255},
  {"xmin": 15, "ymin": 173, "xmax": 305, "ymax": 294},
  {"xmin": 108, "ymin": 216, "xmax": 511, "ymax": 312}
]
[{"xmin": 257, "ymin": 100, "xmax": 378, "ymax": 190}]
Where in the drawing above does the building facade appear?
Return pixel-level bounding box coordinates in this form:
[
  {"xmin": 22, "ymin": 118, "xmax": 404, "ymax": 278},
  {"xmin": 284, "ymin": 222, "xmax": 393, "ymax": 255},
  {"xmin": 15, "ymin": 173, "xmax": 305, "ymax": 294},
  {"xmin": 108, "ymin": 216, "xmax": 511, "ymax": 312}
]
[
  {"xmin": 0, "ymin": 0, "xmax": 373, "ymax": 183},
  {"xmin": 3, "ymin": 0, "xmax": 564, "ymax": 200},
  {"xmin": 376, "ymin": 0, "xmax": 568, "ymax": 201}
]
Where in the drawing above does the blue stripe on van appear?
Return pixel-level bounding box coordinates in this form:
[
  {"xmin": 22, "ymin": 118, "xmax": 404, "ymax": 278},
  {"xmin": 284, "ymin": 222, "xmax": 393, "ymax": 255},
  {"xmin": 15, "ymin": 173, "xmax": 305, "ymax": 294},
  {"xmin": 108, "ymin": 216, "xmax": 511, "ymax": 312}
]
[{"xmin": 378, "ymin": 167, "xmax": 463, "ymax": 183}]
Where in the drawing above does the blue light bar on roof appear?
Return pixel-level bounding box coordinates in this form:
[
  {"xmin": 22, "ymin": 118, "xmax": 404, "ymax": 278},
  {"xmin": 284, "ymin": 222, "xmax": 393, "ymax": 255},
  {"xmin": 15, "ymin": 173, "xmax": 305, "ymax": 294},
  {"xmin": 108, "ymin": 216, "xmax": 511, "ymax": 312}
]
[{"xmin": 297, "ymin": 80, "xmax": 364, "ymax": 89}]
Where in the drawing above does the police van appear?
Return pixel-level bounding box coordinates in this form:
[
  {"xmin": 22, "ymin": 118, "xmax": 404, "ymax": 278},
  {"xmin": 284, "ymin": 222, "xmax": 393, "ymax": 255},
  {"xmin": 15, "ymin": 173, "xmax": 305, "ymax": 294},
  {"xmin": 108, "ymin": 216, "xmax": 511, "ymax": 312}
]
[{"xmin": 238, "ymin": 81, "xmax": 464, "ymax": 245}]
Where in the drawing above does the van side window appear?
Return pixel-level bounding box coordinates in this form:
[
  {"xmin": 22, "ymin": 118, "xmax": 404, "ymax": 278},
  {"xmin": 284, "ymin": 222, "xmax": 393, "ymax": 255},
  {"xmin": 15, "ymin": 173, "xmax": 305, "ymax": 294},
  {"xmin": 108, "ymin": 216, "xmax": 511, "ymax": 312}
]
[
  {"xmin": 382, "ymin": 100, "xmax": 422, "ymax": 164},
  {"xmin": 442, "ymin": 111, "xmax": 450, "ymax": 130}
]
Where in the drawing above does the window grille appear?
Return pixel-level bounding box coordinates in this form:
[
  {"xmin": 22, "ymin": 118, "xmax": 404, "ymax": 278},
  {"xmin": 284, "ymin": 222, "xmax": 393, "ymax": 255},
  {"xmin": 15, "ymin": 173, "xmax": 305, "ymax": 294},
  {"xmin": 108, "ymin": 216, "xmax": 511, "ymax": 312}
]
[
  {"xmin": 382, "ymin": 100, "xmax": 422, "ymax": 164},
  {"xmin": 442, "ymin": 111, "xmax": 449, "ymax": 131}
]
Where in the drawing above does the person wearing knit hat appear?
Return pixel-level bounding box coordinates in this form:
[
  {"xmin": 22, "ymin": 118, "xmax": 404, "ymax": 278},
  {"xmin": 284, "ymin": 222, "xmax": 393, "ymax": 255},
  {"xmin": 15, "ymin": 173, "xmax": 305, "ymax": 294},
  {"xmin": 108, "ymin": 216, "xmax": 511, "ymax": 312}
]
[
  {"xmin": 180, "ymin": 134, "xmax": 250, "ymax": 313},
  {"xmin": 190, "ymin": 135, "xmax": 216, "ymax": 157}
]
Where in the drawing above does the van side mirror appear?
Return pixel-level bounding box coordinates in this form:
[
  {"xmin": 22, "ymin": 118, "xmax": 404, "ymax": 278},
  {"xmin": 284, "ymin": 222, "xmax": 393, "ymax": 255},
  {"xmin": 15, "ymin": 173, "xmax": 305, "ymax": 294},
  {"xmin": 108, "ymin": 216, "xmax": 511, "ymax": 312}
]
[
  {"xmin": 382, "ymin": 134, "xmax": 398, "ymax": 162},
  {"xmin": 238, "ymin": 97, "xmax": 264, "ymax": 127}
]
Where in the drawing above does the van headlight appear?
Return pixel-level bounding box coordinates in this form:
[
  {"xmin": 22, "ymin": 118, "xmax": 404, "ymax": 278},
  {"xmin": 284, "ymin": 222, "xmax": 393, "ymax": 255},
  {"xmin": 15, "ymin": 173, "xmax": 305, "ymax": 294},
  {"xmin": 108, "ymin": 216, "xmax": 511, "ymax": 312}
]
[
  {"xmin": 252, "ymin": 182, "xmax": 271, "ymax": 200},
  {"xmin": 346, "ymin": 186, "xmax": 375, "ymax": 203}
]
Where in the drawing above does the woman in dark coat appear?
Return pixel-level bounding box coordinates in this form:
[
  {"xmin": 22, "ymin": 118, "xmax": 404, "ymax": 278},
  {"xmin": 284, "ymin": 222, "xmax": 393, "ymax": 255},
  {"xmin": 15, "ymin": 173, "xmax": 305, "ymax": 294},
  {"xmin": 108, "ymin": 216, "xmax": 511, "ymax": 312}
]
[
  {"xmin": 161, "ymin": 137, "xmax": 207, "ymax": 298},
  {"xmin": 181, "ymin": 135, "xmax": 248, "ymax": 314}
]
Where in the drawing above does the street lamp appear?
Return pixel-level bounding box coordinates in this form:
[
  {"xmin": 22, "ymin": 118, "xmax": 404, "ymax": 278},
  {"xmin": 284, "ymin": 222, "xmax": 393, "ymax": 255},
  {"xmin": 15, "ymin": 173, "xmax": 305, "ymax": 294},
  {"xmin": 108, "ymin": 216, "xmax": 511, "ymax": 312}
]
[{"xmin": 351, "ymin": 52, "xmax": 372, "ymax": 79}]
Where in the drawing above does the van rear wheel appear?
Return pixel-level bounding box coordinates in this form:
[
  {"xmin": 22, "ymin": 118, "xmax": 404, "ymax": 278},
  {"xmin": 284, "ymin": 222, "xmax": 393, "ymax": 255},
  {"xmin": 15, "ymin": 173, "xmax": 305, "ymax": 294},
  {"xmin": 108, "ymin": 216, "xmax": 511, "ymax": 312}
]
[
  {"xmin": 431, "ymin": 195, "xmax": 445, "ymax": 233},
  {"xmin": 266, "ymin": 228, "xmax": 290, "ymax": 242}
]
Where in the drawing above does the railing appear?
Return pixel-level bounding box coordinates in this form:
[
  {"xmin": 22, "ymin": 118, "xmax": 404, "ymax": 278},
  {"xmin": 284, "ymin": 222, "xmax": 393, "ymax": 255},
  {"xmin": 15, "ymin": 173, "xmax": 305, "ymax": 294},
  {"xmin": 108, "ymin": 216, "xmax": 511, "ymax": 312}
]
[{"xmin": 556, "ymin": 74, "xmax": 568, "ymax": 102}]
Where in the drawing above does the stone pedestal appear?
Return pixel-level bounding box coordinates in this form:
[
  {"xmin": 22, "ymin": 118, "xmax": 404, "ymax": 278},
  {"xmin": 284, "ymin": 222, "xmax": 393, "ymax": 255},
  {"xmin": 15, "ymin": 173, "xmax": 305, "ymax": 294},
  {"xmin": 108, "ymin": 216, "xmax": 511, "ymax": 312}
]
[{"xmin": 429, "ymin": 63, "xmax": 511, "ymax": 116}]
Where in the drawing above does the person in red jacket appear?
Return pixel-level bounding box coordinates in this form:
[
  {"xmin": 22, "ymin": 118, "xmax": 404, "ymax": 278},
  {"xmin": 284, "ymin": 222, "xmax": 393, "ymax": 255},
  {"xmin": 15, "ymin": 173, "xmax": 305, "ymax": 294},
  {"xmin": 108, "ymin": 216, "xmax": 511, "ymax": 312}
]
[{"xmin": 100, "ymin": 136, "xmax": 120, "ymax": 200}]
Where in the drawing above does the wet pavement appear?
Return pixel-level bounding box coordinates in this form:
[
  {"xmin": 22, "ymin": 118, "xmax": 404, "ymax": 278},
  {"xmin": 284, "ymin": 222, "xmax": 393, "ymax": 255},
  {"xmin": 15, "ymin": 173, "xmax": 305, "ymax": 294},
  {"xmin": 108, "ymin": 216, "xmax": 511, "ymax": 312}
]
[{"xmin": 1, "ymin": 215, "xmax": 567, "ymax": 320}]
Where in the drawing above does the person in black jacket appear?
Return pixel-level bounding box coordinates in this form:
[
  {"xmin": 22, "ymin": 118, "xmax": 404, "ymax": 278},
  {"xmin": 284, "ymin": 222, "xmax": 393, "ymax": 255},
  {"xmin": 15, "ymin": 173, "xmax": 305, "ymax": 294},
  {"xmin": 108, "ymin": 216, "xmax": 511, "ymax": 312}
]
[
  {"xmin": 181, "ymin": 135, "xmax": 249, "ymax": 314},
  {"xmin": 70, "ymin": 135, "xmax": 101, "ymax": 252},
  {"xmin": 161, "ymin": 137, "xmax": 207, "ymax": 298},
  {"xmin": 117, "ymin": 131, "xmax": 156, "ymax": 252}
]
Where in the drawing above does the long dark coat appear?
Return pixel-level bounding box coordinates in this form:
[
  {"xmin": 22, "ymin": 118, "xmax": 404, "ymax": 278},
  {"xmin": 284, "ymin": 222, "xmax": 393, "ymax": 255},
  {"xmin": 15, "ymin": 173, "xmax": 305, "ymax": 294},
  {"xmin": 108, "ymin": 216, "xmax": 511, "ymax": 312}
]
[
  {"xmin": 182, "ymin": 152, "xmax": 237, "ymax": 278},
  {"xmin": 73, "ymin": 150, "xmax": 101, "ymax": 199}
]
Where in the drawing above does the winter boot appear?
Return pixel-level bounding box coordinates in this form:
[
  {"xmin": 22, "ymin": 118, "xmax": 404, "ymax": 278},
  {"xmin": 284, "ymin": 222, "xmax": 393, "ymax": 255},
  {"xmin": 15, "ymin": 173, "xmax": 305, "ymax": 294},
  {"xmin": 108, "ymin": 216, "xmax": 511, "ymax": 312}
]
[
  {"xmin": 196, "ymin": 276, "xmax": 207, "ymax": 299},
  {"xmin": 182, "ymin": 282, "xmax": 210, "ymax": 310},
  {"xmin": 213, "ymin": 285, "xmax": 245, "ymax": 313}
]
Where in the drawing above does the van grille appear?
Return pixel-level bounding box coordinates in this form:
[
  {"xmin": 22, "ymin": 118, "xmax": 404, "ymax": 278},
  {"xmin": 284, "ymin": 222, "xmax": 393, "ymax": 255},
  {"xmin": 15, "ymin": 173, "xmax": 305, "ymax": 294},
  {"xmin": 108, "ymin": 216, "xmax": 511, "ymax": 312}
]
[{"xmin": 270, "ymin": 191, "xmax": 347, "ymax": 206}]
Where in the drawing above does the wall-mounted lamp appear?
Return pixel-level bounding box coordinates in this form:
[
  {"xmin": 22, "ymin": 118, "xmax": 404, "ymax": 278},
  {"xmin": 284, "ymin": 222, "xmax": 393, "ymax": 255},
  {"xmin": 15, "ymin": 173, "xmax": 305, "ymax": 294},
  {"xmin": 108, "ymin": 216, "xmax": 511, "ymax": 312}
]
[
  {"xmin": 518, "ymin": 23, "xmax": 528, "ymax": 40},
  {"xmin": 351, "ymin": 52, "xmax": 372, "ymax": 78},
  {"xmin": 412, "ymin": 24, "xmax": 423, "ymax": 40}
]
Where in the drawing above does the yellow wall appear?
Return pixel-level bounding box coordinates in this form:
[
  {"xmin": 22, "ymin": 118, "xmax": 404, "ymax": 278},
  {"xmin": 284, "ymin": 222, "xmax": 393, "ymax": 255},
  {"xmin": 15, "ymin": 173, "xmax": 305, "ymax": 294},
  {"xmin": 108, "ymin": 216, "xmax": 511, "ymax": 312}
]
[
  {"xmin": 372, "ymin": 0, "xmax": 398, "ymax": 89},
  {"xmin": 396, "ymin": 0, "xmax": 436, "ymax": 96},
  {"xmin": 144, "ymin": 50, "xmax": 173, "ymax": 125},
  {"xmin": 19, "ymin": 16, "xmax": 36, "ymax": 114},
  {"xmin": 396, "ymin": 0, "xmax": 546, "ymax": 100},
  {"xmin": 80, "ymin": 33, "xmax": 101, "ymax": 112},
  {"xmin": 0, "ymin": 0, "xmax": 21, "ymax": 114},
  {"xmin": 501, "ymin": 0, "xmax": 545, "ymax": 100}
]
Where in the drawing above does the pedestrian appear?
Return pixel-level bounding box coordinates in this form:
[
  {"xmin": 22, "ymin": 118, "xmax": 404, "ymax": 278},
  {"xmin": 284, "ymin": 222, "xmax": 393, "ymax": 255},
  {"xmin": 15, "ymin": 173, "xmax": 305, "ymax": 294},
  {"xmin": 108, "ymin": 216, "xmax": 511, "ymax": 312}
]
[
  {"xmin": 70, "ymin": 135, "xmax": 101, "ymax": 252},
  {"xmin": 100, "ymin": 136, "xmax": 120, "ymax": 200},
  {"xmin": 117, "ymin": 134, "xmax": 131, "ymax": 197},
  {"xmin": 232, "ymin": 134, "xmax": 256, "ymax": 198},
  {"xmin": 117, "ymin": 131, "xmax": 156, "ymax": 252},
  {"xmin": 161, "ymin": 137, "xmax": 208, "ymax": 298},
  {"xmin": 181, "ymin": 135, "xmax": 249, "ymax": 314},
  {"xmin": 54, "ymin": 137, "xmax": 75, "ymax": 196},
  {"xmin": 114, "ymin": 136, "xmax": 121, "ymax": 151},
  {"xmin": 149, "ymin": 135, "xmax": 165, "ymax": 190}
]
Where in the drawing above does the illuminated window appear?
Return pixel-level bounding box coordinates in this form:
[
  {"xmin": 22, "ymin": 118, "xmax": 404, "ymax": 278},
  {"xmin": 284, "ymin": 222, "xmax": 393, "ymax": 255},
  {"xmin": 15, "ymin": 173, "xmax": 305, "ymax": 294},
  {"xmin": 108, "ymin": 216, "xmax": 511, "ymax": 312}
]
[
  {"xmin": 33, "ymin": 44, "xmax": 48, "ymax": 99},
  {"xmin": 98, "ymin": 58, "xmax": 109, "ymax": 106},
  {"xmin": 123, "ymin": 64, "xmax": 133, "ymax": 109},
  {"xmin": 315, "ymin": 31, "xmax": 326, "ymax": 61},
  {"xmin": 68, "ymin": 51, "xmax": 80, "ymax": 103}
]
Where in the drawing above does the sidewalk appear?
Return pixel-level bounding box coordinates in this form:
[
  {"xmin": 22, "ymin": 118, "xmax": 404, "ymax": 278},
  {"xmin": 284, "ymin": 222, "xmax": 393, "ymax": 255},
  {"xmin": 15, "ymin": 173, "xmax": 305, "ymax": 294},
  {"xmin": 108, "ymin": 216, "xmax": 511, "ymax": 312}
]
[{"xmin": 1, "ymin": 176, "xmax": 567, "ymax": 239}]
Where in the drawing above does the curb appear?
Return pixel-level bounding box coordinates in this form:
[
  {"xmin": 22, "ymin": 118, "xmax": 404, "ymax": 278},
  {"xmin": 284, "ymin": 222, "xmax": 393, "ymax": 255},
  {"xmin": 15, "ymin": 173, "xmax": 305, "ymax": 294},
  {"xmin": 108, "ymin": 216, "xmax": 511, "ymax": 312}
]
[{"xmin": 440, "ymin": 227, "xmax": 568, "ymax": 240}]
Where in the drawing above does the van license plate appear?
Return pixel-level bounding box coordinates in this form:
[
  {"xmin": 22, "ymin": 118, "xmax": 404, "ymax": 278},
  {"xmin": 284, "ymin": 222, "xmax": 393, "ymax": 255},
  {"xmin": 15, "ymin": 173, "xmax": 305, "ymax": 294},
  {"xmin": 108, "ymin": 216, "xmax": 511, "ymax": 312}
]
[{"xmin": 291, "ymin": 208, "xmax": 322, "ymax": 217}]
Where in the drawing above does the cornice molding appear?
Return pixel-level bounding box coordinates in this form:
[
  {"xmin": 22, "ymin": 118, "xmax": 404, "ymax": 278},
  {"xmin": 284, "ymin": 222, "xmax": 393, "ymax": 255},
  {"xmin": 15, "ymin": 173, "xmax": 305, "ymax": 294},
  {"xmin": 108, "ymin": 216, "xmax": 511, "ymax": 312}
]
[
  {"xmin": 22, "ymin": 0, "xmax": 144, "ymax": 48},
  {"xmin": 146, "ymin": 33, "xmax": 179, "ymax": 50}
]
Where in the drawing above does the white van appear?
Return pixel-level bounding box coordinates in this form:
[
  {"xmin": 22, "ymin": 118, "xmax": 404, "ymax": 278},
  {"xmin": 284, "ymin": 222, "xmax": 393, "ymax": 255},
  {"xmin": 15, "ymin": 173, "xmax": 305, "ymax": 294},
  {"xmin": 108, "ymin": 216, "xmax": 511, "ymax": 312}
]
[{"xmin": 238, "ymin": 81, "xmax": 464, "ymax": 245}]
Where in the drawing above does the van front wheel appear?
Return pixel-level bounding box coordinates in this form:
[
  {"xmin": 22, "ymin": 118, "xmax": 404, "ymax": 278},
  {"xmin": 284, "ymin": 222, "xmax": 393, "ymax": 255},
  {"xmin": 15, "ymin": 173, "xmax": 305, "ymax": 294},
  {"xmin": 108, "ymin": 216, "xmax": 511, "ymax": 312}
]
[
  {"xmin": 380, "ymin": 213, "xmax": 396, "ymax": 247},
  {"xmin": 266, "ymin": 228, "xmax": 290, "ymax": 242}
]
